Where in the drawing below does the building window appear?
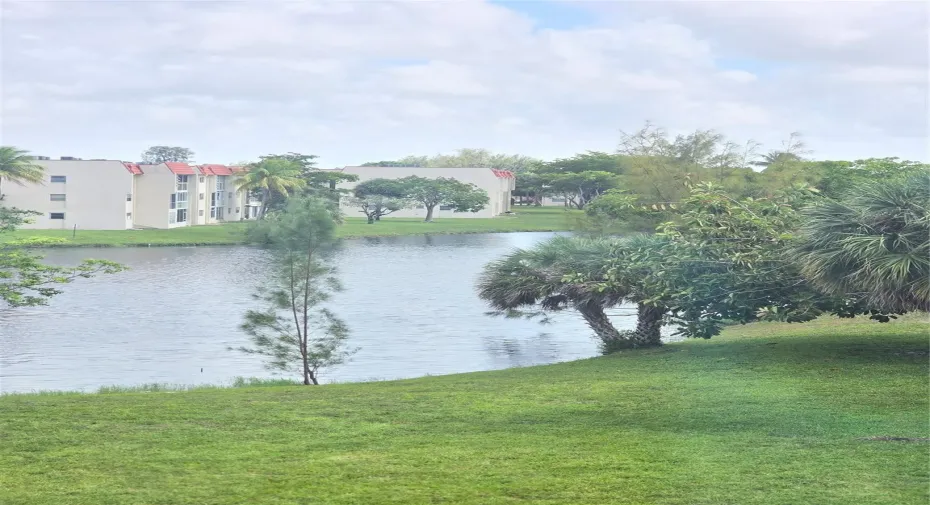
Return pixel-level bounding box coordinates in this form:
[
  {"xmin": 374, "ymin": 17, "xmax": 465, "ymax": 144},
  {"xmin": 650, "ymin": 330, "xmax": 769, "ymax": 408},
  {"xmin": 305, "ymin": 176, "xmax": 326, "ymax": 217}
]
[
  {"xmin": 126, "ymin": 212, "xmax": 132, "ymax": 219},
  {"xmin": 210, "ymin": 192, "xmax": 225, "ymax": 220},
  {"xmin": 235, "ymin": 207, "xmax": 240, "ymax": 213},
  {"xmin": 228, "ymin": 192, "xmax": 233, "ymax": 199},
  {"xmin": 216, "ymin": 176, "xmax": 227, "ymax": 192},
  {"xmin": 170, "ymin": 177, "xmax": 189, "ymax": 224},
  {"xmin": 199, "ymin": 210, "xmax": 204, "ymax": 216},
  {"xmin": 228, "ymin": 208, "xmax": 232, "ymax": 214},
  {"xmin": 50, "ymin": 194, "xmax": 66, "ymax": 201},
  {"xmin": 126, "ymin": 193, "xmax": 132, "ymax": 202},
  {"xmin": 50, "ymin": 175, "xmax": 66, "ymax": 183},
  {"xmin": 50, "ymin": 212, "xmax": 65, "ymax": 220},
  {"xmin": 199, "ymin": 176, "xmax": 205, "ymax": 183},
  {"xmin": 199, "ymin": 193, "xmax": 204, "ymax": 200},
  {"xmin": 439, "ymin": 205, "xmax": 453, "ymax": 211}
]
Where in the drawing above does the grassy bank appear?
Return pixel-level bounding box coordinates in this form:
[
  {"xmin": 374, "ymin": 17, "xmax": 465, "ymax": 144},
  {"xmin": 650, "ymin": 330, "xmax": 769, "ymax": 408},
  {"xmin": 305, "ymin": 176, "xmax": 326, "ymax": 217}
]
[
  {"xmin": 1, "ymin": 207, "xmax": 582, "ymax": 247},
  {"xmin": 1, "ymin": 316, "xmax": 927, "ymax": 504}
]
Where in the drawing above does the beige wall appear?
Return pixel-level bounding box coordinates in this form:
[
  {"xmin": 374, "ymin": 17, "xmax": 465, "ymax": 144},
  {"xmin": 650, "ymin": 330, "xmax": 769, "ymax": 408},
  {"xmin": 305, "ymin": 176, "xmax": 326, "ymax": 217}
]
[
  {"xmin": 133, "ymin": 165, "xmax": 176, "ymax": 229},
  {"xmin": 337, "ymin": 166, "xmax": 512, "ymax": 219},
  {"xmin": 2, "ymin": 160, "xmax": 133, "ymax": 230},
  {"xmin": 2, "ymin": 160, "xmax": 261, "ymax": 230}
]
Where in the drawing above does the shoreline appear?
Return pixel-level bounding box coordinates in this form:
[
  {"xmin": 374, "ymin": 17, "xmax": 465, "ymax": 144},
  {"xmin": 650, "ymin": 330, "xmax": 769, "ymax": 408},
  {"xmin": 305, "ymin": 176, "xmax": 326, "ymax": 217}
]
[
  {"xmin": 11, "ymin": 226, "xmax": 576, "ymax": 249},
  {"xmin": 2, "ymin": 207, "xmax": 583, "ymax": 249}
]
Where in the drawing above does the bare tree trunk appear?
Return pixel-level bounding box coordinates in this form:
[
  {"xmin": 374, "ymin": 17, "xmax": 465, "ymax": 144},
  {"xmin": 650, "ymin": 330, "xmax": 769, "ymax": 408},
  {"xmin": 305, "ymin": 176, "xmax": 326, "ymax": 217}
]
[
  {"xmin": 424, "ymin": 205, "xmax": 435, "ymax": 222},
  {"xmin": 302, "ymin": 353, "xmax": 312, "ymax": 385},
  {"xmin": 577, "ymin": 304, "xmax": 628, "ymax": 349},
  {"xmin": 259, "ymin": 188, "xmax": 271, "ymax": 219},
  {"xmin": 632, "ymin": 303, "xmax": 665, "ymax": 347}
]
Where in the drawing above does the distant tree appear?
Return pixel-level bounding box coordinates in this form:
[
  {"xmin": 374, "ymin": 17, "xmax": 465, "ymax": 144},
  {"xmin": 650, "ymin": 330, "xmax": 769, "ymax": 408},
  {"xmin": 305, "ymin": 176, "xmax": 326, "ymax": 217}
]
[
  {"xmin": 753, "ymin": 132, "xmax": 810, "ymax": 168},
  {"xmin": 255, "ymin": 152, "xmax": 358, "ymax": 213},
  {"xmin": 235, "ymin": 197, "xmax": 355, "ymax": 385},
  {"xmin": 0, "ymin": 146, "xmax": 45, "ymax": 201},
  {"xmin": 398, "ymin": 176, "xmax": 490, "ymax": 222},
  {"xmin": 537, "ymin": 151, "xmax": 624, "ymax": 175},
  {"xmin": 0, "ymin": 207, "xmax": 124, "ymax": 308},
  {"xmin": 544, "ymin": 171, "xmax": 621, "ymax": 210},
  {"xmin": 618, "ymin": 121, "xmax": 674, "ymax": 157},
  {"xmin": 615, "ymin": 122, "xmax": 761, "ymax": 202},
  {"xmin": 512, "ymin": 171, "xmax": 551, "ymax": 206},
  {"xmin": 395, "ymin": 148, "xmax": 541, "ymax": 173},
  {"xmin": 360, "ymin": 161, "xmax": 414, "ymax": 167},
  {"xmin": 235, "ymin": 158, "xmax": 305, "ymax": 219},
  {"xmin": 531, "ymin": 152, "xmax": 624, "ymax": 209},
  {"xmin": 796, "ymin": 173, "xmax": 930, "ymax": 313},
  {"xmin": 141, "ymin": 146, "xmax": 194, "ymax": 164},
  {"xmin": 348, "ymin": 178, "xmax": 411, "ymax": 224}
]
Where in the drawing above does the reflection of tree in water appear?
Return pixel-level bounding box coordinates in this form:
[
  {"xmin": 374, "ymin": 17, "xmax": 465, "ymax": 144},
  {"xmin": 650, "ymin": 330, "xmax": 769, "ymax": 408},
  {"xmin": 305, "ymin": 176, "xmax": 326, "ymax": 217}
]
[{"xmin": 482, "ymin": 332, "xmax": 561, "ymax": 368}]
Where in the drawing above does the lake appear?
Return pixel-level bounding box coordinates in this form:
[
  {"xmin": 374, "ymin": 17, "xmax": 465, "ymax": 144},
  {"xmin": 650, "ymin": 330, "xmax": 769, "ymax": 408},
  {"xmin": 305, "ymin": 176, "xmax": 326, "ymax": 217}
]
[{"xmin": 0, "ymin": 232, "xmax": 645, "ymax": 393}]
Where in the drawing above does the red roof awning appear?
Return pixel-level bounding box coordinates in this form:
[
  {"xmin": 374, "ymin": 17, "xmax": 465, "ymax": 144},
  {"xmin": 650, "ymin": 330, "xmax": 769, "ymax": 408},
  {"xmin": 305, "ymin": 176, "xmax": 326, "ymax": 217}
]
[
  {"xmin": 165, "ymin": 162, "xmax": 196, "ymax": 175},
  {"xmin": 198, "ymin": 164, "xmax": 234, "ymax": 176},
  {"xmin": 122, "ymin": 162, "xmax": 143, "ymax": 175},
  {"xmin": 490, "ymin": 168, "xmax": 514, "ymax": 179}
]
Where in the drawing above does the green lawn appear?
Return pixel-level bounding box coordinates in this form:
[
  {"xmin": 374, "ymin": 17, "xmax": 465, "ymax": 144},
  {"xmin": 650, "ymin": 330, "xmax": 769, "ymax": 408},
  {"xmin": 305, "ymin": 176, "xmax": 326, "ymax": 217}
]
[
  {"xmin": 1, "ymin": 316, "xmax": 927, "ymax": 504},
  {"xmin": 1, "ymin": 207, "xmax": 582, "ymax": 247}
]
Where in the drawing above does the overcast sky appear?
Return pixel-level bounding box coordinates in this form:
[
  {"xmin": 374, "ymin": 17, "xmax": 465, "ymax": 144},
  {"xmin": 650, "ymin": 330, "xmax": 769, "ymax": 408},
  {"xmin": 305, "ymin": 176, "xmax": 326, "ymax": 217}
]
[{"xmin": 2, "ymin": 0, "xmax": 927, "ymax": 166}]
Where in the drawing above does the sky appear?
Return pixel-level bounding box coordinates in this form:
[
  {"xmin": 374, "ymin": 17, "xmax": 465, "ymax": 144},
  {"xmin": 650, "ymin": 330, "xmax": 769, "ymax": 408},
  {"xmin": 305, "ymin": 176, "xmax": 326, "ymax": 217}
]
[{"xmin": 1, "ymin": 0, "xmax": 927, "ymax": 167}]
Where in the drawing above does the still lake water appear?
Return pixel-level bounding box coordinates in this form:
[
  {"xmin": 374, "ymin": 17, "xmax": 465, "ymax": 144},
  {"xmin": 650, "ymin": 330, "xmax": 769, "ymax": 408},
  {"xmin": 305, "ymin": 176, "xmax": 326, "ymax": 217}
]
[{"xmin": 0, "ymin": 232, "xmax": 642, "ymax": 393}]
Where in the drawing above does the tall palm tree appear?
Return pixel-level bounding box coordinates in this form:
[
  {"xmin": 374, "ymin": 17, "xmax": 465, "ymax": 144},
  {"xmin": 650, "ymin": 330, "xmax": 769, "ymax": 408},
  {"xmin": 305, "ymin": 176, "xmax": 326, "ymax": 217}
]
[
  {"xmin": 0, "ymin": 147, "xmax": 45, "ymax": 200},
  {"xmin": 795, "ymin": 172, "xmax": 930, "ymax": 313},
  {"xmin": 476, "ymin": 235, "xmax": 665, "ymax": 352},
  {"xmin": 235, "ymin": 158, "xmax": 305, "ymax": 219}
]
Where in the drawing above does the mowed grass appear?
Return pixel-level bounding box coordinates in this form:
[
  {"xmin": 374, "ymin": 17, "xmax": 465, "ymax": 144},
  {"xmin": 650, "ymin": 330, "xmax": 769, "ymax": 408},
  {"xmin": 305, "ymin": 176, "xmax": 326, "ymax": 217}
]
[
  {"xmin": 1, "ymin": 316, "xmax": 928, "ymax": 505},
  {"xmin": 0, "ymin": 206, "xmax": 581, "ymax": 247}
]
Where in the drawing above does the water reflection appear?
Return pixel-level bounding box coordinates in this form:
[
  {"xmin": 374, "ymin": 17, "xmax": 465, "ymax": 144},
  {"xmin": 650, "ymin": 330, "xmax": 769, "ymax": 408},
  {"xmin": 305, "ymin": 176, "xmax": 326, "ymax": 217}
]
[{"xmin": 0, "ymin": 232, "xmax": 621, "ymax": 393}]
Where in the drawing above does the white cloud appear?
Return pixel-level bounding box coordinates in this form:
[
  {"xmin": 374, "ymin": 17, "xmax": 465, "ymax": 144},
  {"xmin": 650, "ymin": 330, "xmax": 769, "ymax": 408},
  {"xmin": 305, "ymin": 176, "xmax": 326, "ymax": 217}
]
[
  {"xmin": 718, "ymin": 70, "xmax": 758, "ymax": 84},
  {"xmin": 387, "ymin": 61, "xmax": 491, "ymax": 97},
  {"xmin": 0, "ymin": 0, "xmax": 926, "ymax": 165}
]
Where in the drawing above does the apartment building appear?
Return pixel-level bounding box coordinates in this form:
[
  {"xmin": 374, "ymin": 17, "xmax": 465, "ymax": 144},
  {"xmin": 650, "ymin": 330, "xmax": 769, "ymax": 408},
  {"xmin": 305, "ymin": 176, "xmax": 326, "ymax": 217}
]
[
  {"xmin": 336, "ymin": 166, "xmax": 516, "ymax": 219},
  {"xmin": 2, "ymin": 158, "xmax": 259, "ymax": 230},
  {"xmin": 2, "ymin": 159, "xmax": 135, "ymax": 230}
]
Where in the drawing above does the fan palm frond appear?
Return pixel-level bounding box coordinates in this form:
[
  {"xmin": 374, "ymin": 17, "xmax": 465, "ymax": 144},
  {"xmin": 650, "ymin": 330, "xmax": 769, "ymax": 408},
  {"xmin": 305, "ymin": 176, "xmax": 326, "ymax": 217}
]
[{"xmin": 796, "ymin": 172, "xmax": 930, "ymax": 312}]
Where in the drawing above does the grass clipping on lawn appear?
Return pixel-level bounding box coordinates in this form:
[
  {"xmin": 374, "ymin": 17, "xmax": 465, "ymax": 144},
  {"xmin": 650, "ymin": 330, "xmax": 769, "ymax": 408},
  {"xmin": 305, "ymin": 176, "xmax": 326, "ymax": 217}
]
[{"xmin": 1, "ymin": 315, "xmax": 928, "ymax": 505}]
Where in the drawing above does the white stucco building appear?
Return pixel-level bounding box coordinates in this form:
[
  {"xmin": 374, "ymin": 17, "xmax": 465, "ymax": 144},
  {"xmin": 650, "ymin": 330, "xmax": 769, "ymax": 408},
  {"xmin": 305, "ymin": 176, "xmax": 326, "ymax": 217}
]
[
  {"xmin": 336, "ymin": 166, "xmax": 516, "ymax": 219},
  {"xmin": 2, "ymin": 158, "xmax": 259, "ymax": 230}
]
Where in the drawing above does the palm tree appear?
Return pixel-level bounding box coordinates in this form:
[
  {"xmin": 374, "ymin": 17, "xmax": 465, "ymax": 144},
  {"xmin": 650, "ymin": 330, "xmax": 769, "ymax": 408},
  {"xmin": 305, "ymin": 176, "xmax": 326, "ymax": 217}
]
[
  {"xmin": 0, "ymin": 147, "xmax": 45, "ymax": 200},
  {"xmin": 795, "ymin": 172, "xmax": 930, "ymax": 313},
  {"xmin": 235, "ymin": 158, "xmax": 305, "ymax": 219},
  {"xmin": 476, "ymin": 235, "xmax": 665, "ymax": 352},
  {"xmin": 752, "ymin": 150, "xmax": 802, "ymax": 168}
]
